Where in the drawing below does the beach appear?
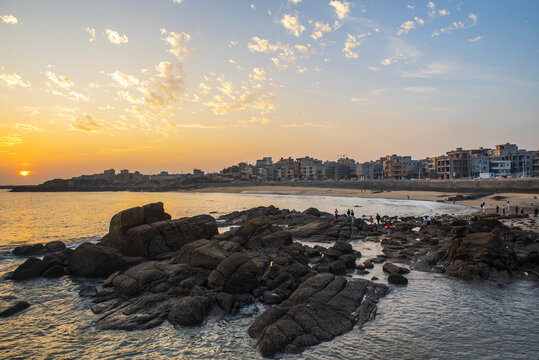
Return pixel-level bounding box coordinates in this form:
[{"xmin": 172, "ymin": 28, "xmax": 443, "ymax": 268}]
[{"xmin": 194, "ymin": 185, "xmax": 539, "ymax": 209}]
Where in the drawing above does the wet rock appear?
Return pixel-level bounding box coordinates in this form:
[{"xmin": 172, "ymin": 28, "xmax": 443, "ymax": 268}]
[
  {"xmin": 0, "ymin": 301, "xmax": 31, "ymax": 317},
  {"xmin": 12, "ymin": 243, "xmax": 45, "ymax": 256},
  {"xmin": 215, "ymin": 292, "xmax": 254, "ymax": 314},
  {"xmin": 387, "ymin": 273, "xmax": 408, "ymax": 285},
  {"xmin": 363, "ymin": 260, "xmax": 374, "ymax": 269},
  {"xmin": 328, "ymin": 260, "xmax": 347, "ymax": 276},
  {"xmin": 45, "ymin": 241, "xmax": 66, "ymax": 252},
  {"xmin": 11, "ymin": 257, "xmax": 49, "ymax": 280},
  {"xmin": 168, "ymin": 296, "xmax": 211, "ymax": 326},
  {"xmin": 333, "ymin": 241, "xmax": 353, "ymax": 254},
  {"xmin": 143, "ymin": 202, "xmax": 172, "ymax": 224},
  {"xmin": 382, "ymin": 262, "xmax": 410, "ymax": 275},
  {"xmin": 42, "ymin": 264, "xmax": 65, "ymax": 278},
  {"xmin": 68, "ymin": 243, "xmax": 124, "ymax": 277},
  {"xmin": 79, "ymin": 285, "xmax": 98, "ymax": 297}
]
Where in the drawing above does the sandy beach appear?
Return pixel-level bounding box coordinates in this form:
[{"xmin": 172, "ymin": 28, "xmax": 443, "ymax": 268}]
[{"xmin": 193, "ymin": 186, "xmax": 539, "ymax": 211}]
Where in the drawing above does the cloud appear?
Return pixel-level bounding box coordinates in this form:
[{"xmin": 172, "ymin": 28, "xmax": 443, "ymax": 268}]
[
  {"xmin": 248, "ymin": 116, "xmax": 270, "ymax": 124},
  {"xmin": 15, "ymin": 123, "xmax": 44, "ymax": 132},
  {"xmin": 247, "ymin": 37, "xmax": 299, "ymax": 69},
  {"xmin": 105, "ymin": 29, "xmax": 128, "ymax": 45},
  {"xmin": 280, "ymin": 14, "xmax": 305, "ymax": 37},
  {"xmin": 294, "ymin": 44, "xmax": 310, "ymax": 57},
  {"xmin": 403, "ymin": 86, "xmax": 438, "ymax": 93},
  {"xmin": 414, "ymin": 17, "xmax": 425, "ymax": 25},
  {"xmin": 407, "ymin": 5, "xmax": 415, "ymax": 9},
  {"xmin": 141, "ymin": 61, "xmax": 185, "ymax": 110},
  {"xmin": 69, "ymin": 114, "xmax": 103, "ymax": 133},
  {"xmin": 160, "ymin": 28, "xmax": 191, "ymax": 60},
  {"xmin": 380, "ymin": 37, "xmax": 420, "ymax": 66},
  {"xmin": 343, "ymin": 34, "xmax": 362, "ymax": 59},
  {"xmin": 397, "ymin": 20, "xmax": 415, "ymax": 35},
  {"xmin": 283, "ymin": 122, "xmax": 331, "ymax": 128},
  {"xmin": 432, "ymin": 12, "xmax": 478, "ymax": 37},
  {"xmin": 311, "ymin": 21, "xmax": 332, "ymax": 40},
  {"xmin": 468, "ymin": 35, "xmax": 483, "ymax": 43},
  {"xmin": 1, "ymin": 15, "xmax": 18, "ymax": 24},
  {"xmin": 297, "ymin": 66, "xmax": 308, "ymax": 74},
  {"xmin": 0, "ymin": 71, "xmax": 31, "ymax": 88},
  {"xmin": 329, "ymin": 1, "xmax": 350, "ymax": 20},
  {"xmin": 249, "ymin": 67, "xmax": 267, "ymax": 82},
  {"xmin": 0, "ymin": 134, "xmax": 23, "ymax": 146},
  {"xmin": 401, "ymin": 62, "xmax": 453, "ymax": 78},
  {"xmin": 381, "ymin": 58, "xmax": 393, "ymax": 66},
  {"xmin": 229, "ymin": 40, "xmax": 239, "ymax": 47},
  {"xmin": 172, "ymin": 0, "xmax": 183, "ymax": 3},
  {"xmin": 439, "ymin": 9, "xmax": 449, "ymax": 16},
  {"xmin": 50, "ymin": 89, "xmax": 90, "ymax": 102},
  {"xmin": 109, "ymin": 71, "xmax": 140, "ymax": 87},
  {"xmin": 199, "ymin": 82, "xmax": 211, "ymax": 95},
  {"xmin": 289, "ymin": 0, "xmax": 302, "ymax": 4},
  {"xmin": 85, "ymin": 27, "xmax": 96, "ymax": 42},
  {"xmin": 45, "ymin": 71, "xmax": 74, "ymax": 89},
  {"xmin": 469, "ymin": 13, "xmax": 478, "ymax": 24},
  {"xmin": 248, "ymin": 37, "xmax": 280, "ymax": 52}
]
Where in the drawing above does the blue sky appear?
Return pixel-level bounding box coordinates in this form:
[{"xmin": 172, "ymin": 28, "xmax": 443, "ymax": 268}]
[{"xmin": 0, "ymin": 0, "xmax": 538, "ymax": 183}]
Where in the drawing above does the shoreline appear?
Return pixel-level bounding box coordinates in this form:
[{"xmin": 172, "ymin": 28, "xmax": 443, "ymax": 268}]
[{"xmin": 192, "ymin": 185, "xmax": 539, "ymax": 210}]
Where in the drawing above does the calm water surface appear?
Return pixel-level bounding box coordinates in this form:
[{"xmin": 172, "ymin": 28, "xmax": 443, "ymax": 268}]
[{"xmin": 0, "ymin": 190, "xmax": 537, "ymax": 359}]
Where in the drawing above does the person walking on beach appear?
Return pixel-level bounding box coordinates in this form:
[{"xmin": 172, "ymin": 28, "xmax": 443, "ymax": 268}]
[
  {"xmin": 386, "ymin": 221, "xmax": 391, "ymax": 236},
  {"xmin": 334, "ymin": 209, "xmax": 338, "ymax": 219},
  {"xmin": 515, "ymin": 206, "xmax": 519, "ymax": 216},
  {"xmin": 376, "ymin": 213, "xmax": 381, "ymax": 224},
  {"xmin": 502, "ymin": 207, "xmax": 506, "ymax": 215}
]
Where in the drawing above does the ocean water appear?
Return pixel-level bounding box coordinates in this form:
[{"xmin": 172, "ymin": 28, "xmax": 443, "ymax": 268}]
[{"xmin": 0, "ymin": 190, "xmax": 537, "ymax": 359}]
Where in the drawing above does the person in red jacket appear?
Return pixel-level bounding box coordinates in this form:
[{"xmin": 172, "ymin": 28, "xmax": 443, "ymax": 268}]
[{"xmin": 386, "ymin": 221, "xmax": 391, "ymax": 236}]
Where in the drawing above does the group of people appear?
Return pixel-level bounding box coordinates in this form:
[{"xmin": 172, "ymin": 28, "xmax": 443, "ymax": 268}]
[
  {"xmin": 481, "ymin": 201, "xmax": 538, "ymax": 217},
  {"xmin": 334, "ymin": 209, "xmax": 392, "ymax": 235}
]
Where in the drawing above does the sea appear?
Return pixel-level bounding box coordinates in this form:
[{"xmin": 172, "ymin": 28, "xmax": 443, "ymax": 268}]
[{"xmin": 0, "ymin": 190, "xmax": 537, "ymax": 359}]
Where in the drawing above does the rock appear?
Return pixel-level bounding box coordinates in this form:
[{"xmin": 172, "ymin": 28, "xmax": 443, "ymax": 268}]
[
  {"xmin": 302, "ymin": 208, "xmax": 321, "ymax": 217},
  {"xmin": 328, "ymin": 260, "xmax": 347, "ymax": 276},
  {"xmin": 172, "ymin": 239, "xmax": 227, "ymax": 270},
  {"xmin": 45, "ymin": 241, "xmax": 66, "ymax": 252},
  {"xmin": 387, "ymin": 273, "xmax": 408, "ymax": 285},
  {"xmin": 208, "ymin": 253, "xmax": 258, "ymax": 293},
  {"xmin": 11, "ymin": 257, "xmax": 49, "ymax": 280},
  {"xmin": 41, "ymin": 264, "xmax": 65, "ymax": 278},
  {"xmin": 143, "ymin": 202, "xmax": 171, "ymax": 224},
  {"xmin": 108, "ymin": 206, "xmax": 145, "ymax": 247},
  {"xmin": 215, "ymin": 292, "xmax": 254, "ymax": 314},
  {"xmin": 68, "ymin": 243, "xmax": 124, "ymax": 277},
  {"xmin": 363, "ymin": 260, "xmax": 374, "ymax": 269},
  {"xmin": 12, "ymin": 243, "xmax": 44, "ymax": 256},
  {"xmin": 382, "ymin": 262, "xmax": 410, "ymax": 275},
  {"xmin": 333, "ymin": 242, "xmax": 353, "ymax": 254},
  {"xmin": 0, "ymin": 301, "xmax": 31, "ymax": 317},
  {"xmin": 168, "ymin": 296, "xmax": 211, "ymax": 326},
  {"xmin": 79, "ymin": 286, "xmax": 99, "ymax": 297}
]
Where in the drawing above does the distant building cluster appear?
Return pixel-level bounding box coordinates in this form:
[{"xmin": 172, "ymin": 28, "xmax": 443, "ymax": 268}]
[{"xmin": 220, "ymin": 143, "xmax": 539, "ymax": 181}]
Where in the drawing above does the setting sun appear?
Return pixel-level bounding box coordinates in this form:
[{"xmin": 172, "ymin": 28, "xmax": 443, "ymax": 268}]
[{"xmin": 19, "ymin": 170, "xmax": 30, "ymax": 176}]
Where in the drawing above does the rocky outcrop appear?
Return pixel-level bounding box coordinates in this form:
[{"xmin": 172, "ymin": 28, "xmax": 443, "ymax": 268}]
[
  {"xmin": 249, "ymin": 274, "xmax": 388, "ymax": 357},
  {"xmin": 0, "ymin": 301, "xmax": 31, "ymax": 317},
  {"xmin": 68, "ymin": 243, "xmax": 124, "ymax": 277},
  {"xmin": 12, "ymin": 241, "xmax": 66, "ymax": 256}
]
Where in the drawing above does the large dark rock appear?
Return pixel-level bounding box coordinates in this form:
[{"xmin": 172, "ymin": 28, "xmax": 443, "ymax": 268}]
[
  {"xmin": 168, "ymin": 296, "xmax": 211, "ymax": 326},
  {"xmin": 172, "ymin": 239, "xmax": 227, "ymax": 270},
  {"xmin": 11, "ymin": 257, "xmax": 49, "ymax": 280},
  {"xmin": 12, "ymin": 243, "xmax": 45, "ymax": 256},
  {"xmin": 45, "ymin": 241, "xmax": 66, "ymax": 252},
  {"xmin": 231, "ymin": 218, "xmax": 292, "ymax": 250},
  {"xmin": 143, "ymin": 202, "xmax": 172, "ymax": 224},
  {"xmin": 68, "ymin": 243, "xmax": 124, "ymax": 277},
  {"xmin": 251, "ymin": 274, "xmax": 388, "ymax": 357},
  {"xmin": 208, "ymin": 253, "xmax": 258, "ymax": 293},
  {"xmin": 0, "ymin": 301, "xmax": 31, "ymax": 317},
  {"xmin": 382, "ymin": 262, "xmax": 410, "ymax": 275},
  {"xmin": 41, "ymin": 264, "xmax": 65, "ymax": 278},
  {"xmin": 387, "ymin": 273, "xmax": 408, "ymax": 285}
]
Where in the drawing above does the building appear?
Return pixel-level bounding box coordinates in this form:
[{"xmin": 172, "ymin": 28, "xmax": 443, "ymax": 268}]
[
  {"xmin": 381, "ymin": 155, "xmax": 411, "ymax": 179},
  {"xmin": 534, "ymin": 151, "xmax": 539, "ymax": 177},
  {"xmin": 356, "ymin": 161, "xmax": 383, "ymax": 180},
  {"xmin": 446, "ymin": 148, "xmax": 471, "ymax": 179},
  {"xmin": 103, "ymin": 169, "xmax": 115, "ymax": 178}
]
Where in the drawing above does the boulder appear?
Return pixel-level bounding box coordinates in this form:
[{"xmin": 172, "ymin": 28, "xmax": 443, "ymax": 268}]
[
  {"xmin": 41, "ymin": 264, "xmax": 65, "ymax": 278},
  {"xmin": 11, "ymin": 257, "xmax": 49, "ymax": 280},
  {"xmin": 12, "ymin": 243, "xmax": 45, "ymax": 256},
  {"xmin": 143, "ymin": 202, "xmax": 171, "ymax": 224},
  {"xmin": 382, "ymin": 262, "xmax": 410, "ymax": 275},
  {"xmin": 45, "ymin": 241, "xmax": 66, "ymax": 252},
  {"xmin": 168, "ymin": 296, "xmax": 211, "ymax": 326},
  {"xmin": 79, "ymin": 286, "xmax": 99, "ymax": 297},
  {"xmin": 0, "ymin": 301, "xmax": 31, "ymax": 317},
  {"xmin": 68, "ymin": 243, "xmax": 124, "ymax": 277},
  {"xmin": 208, "ymin": 253, "xmax": 258, "ymax": 293},
  {"xmin": 387, "ymin": 273, "xmax": 408, "ymax": 285},
  {"xmin": 302, "ymin": 208, "xmax": 321, "ymax": 217},
  {"xmin": 172, "ymin": 239, "xmax": 227, "ymax": 270}
]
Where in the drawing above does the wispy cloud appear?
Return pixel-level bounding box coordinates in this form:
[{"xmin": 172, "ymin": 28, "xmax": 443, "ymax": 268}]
[
  {"xmin": 0, "ymin": 71, "xmax": 31, "ymax": 88},
  {"xmin": 432, "ymin": 13, "xmax": 478, "ymax": 37},
  {"xmin": 69, "ymin": 114, "xmax": 103, "ymax": 133},
  {"xmin": 160, "ymin": 28, "xmax": 191, "ymax": 60},
  {"xmin": 0, "ymin": 15, "xmax": 18, "ymax": 24},
  {"xmin": 0, "ymin": 134, "xmax": 23, "ymax": 147},
  {"xmin": 85, "ymin": 27, "xmax": 96, "ymax": 42},
  {"xmin": 401, "ymin": 62, "xmax": 453, "ymax": 78},
  {"xmin": 280, "ymin": 14, "xmax": 305, "ymax": 37},
  {"xmin": 105, "ymin": 29, "xmax": 128, "ymax": 45},
  {"xmin": 403, "ymin": 86, "xmax": 439, "ymax": 93},
  {"xmin": 397, "ymin": 20, "xmax": 415, "ymax": 36},
  {"xmin": 45, "ymin": 71, "xmax": 74, "ymax": 89},
  {"xmin": 343, "ymin": 34, "xmax": 363, "ymax": 59},
  {"xmin": 15, "ymin": 123, "xmax": 44, "ymax": 132},
  {"xmin": 468, "ymin": 35, "xmax": 483, "ymax": 43},
  {"xmin": 329, "ymin": 1, "xmax": 350, "ymax": 20}
]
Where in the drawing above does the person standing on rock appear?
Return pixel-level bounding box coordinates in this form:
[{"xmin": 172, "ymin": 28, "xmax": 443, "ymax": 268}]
[
  {"xmin": 502, "ymin": 207, "xmax": 506, "ymax": 215},
  {"xmin": 386, "ymin": 221, "xmax": 391, "ymax": 236},
  {"xmin": 334, "ymin": 209, "xmax": 338, "ymax": 218},
  {"xmin": 376, "ymin": 213, "xmax": 381, "ymax": 224},
  {"xmin": 350, "ymin": 209, "xmax": 355, "ymax": 220},
  {"xmin": 496, "ymin": 205, "xmax": 499, "ymax": 214},
  {"xmin": 515, "ymin": 206, "xmax": 519, "ymax": 216},
  {"xmin": 347, "ymin": 209, "xmax": 351, "ymax": 218},
  {"xmin": 369, "ymin": 215, "xmax": 374, "ymax": 225},
  {"xmin": 534, "ymin": 207, "xmax": 538, "ymax": 217}
]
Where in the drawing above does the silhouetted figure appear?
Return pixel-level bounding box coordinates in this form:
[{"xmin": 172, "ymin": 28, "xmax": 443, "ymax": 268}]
[
  {"xmin": 334, "ymin": 209, "xmax": 338, "ymax": 219},
  {"xmin": 534, "ymin": 208, "xmax": 538, "ymax": 217},
  {"xmin": 496, "ymin": 205, "xmax": 499, "ymax": 214},
  {"xmin": 376, "ymin": 213, "xmax": 381, "ymax": 224},
  {"xmin": 347, "ymin": 209, "xmax": 351, "ymax": 218},
  {"xmin": 515, "ymin": 206, "xmax": 519, "ymax": 216}
]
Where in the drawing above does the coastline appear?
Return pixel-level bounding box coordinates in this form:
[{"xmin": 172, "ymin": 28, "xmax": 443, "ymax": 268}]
[{"xmin": 192, "ymin": 185, "xmax": 539, "ymax": 209}]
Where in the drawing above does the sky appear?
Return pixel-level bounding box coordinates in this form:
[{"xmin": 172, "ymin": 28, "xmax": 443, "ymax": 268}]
[{"xmin": 0, "ymin": 0, "xmax": 538, "ymax": 185}]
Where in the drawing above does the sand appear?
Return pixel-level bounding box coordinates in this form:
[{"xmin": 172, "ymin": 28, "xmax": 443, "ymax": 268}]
[{"xmin": 193, "ymin": 186, "xmax": 539, "ymax": 210}]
